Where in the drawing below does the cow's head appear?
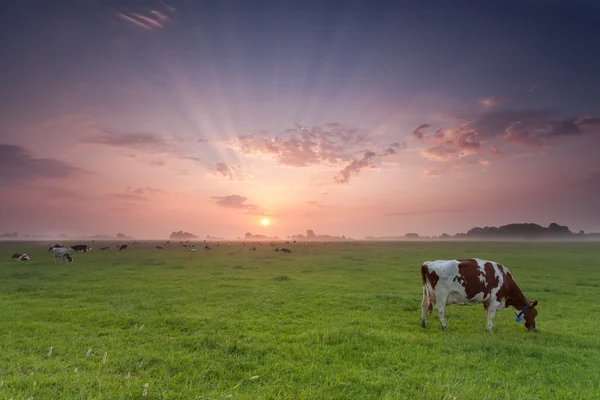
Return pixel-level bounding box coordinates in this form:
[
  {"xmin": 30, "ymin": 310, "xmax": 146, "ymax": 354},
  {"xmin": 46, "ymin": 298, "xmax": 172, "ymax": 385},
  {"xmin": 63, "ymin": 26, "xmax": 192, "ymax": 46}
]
[
  {"xmin": 65, "ymin": 254, "xmax": 74, "ymax": 263},
  {"xmin": 516, "ymin": 300, "xmax": 538, "ymax": 331}
]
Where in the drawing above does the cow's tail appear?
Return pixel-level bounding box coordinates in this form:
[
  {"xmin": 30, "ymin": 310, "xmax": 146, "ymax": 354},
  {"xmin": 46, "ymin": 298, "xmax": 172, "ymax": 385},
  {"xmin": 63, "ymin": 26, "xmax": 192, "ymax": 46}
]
[{"xmin": 421, "ymin": 263, "xmax": 428, "ymax": 286}]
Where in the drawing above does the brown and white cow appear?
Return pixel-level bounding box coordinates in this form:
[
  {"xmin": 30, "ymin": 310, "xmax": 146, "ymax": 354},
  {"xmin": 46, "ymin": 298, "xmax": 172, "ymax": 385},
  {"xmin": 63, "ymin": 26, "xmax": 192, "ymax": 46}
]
[
  {"xmin": 421, "ymin": 258, "xmax": 538, "ymax": 331},
  {"xmin": 11, "ymin": 253, "xmax": 30, "ymax": 261}
]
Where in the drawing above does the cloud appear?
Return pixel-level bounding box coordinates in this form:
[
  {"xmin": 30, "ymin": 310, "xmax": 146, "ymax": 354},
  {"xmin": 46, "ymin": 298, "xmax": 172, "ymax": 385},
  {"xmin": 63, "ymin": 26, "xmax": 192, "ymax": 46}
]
[
  {"xmin": 413, "ymin": 108, "xmax": 600, "ymax": 166},
  {"xmin": 478, "ymin": 96, "xmax": 508, "ymax": 108},
  {"xmin": 412, "ymin": 124, "xmax": 431, "ymax": 141},
  {"xmin": 81, "ymin": 129, "xmax": 178, "ymax": 152},
  {"xmin": 335, "ymin": 151, "xmax": 377, "ymax": 184},
  {"xmin": 212, "ymin": 162, "xmax": 232, "ymax": 179},
  {"xmin": 210, "ymin": 195, "xmax": 261, "ymax": 215},
  {"xmin": 117, "ymin": 4, "xmax": 175, "ymax": 30},
  {"xmin": 0, "ymin": 144, "xmax": 86, "ymax": 183},
  {"xmin": 226, "ymin": 123, "xmax": 381, "ymax": 167},
  {"xmin": 418, "ymin": 125, "xmax": 484, "ymax": 163},
  {"xmin": 424, "ymin": 167, "xmax": 443, "ymax": 176},
  {"xmin": 385, "ymin": 207, "xmax": 468, "ymax": 217},
  {"xmin": 210, "ymin": 162, "xmax": 246, "ymax": 181},
  {"xmin": 127, "ymin": 187, "xmax": 162, "ymax": 196},
  {"xmin": 225, "ymin": 123, "xmax": 405, "ymax": 184},
  {"xmin": 306, "ymin": 200, "xmax": 325, "ymax": 207}
]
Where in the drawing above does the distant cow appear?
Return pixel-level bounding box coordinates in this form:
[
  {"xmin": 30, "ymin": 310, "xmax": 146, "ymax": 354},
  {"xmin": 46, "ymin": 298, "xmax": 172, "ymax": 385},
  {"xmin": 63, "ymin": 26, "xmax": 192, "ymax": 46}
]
[
  {"xmin": 189, "ymin": 247, "xmax": 196, "ymax": 252},
  {"xmin": 11, "ymin": 253, "xmax": 30, "ymax": 261},
  {"xmin": 281, "ymin": 248, "xmax": 292, "ymax": 253},
  {"xmin": 204, "ymin": 245, "xmax": 211, "ymax": 250},
  {"xmin": 156, "ymin": 246, "xmax": 164, "ymax": 250},
  {"xmin": 71, "ymin": 244, "xmax": 92, "ymax": 252},
  {"xmin": 421, "ymin": 258, "xmax": 538, "ymax": 331},
  {"xmin": 48, "ymin": 244, "xmax": 64, "ymax": 252},
  {"xmin": 100, "ymin": 246, "xmax": 110, "ymax": 252},
  {"xmin": 118, "ymin": 245, "xmax": 128, "ymax": 251},
  {"xmin": 50, "ymin": 247, "xmax": 73, "ymax": 263}
]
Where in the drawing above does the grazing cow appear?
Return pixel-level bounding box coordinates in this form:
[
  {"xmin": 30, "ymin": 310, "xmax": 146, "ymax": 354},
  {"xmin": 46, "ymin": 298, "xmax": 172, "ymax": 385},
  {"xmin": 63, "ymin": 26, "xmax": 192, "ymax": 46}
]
[
  {"xmin": 71, "ymin": 244, "xmax": 92, "ymax": 252},
  {"xmin": 118, "ymin": 244, "xmax": 128, "ymax": 251},
  {"xmin": 100, "ymin": 246, "xmax": 110, "ymax": 252},
  {"xmin": 156, "ymin": 246, "xmax": 164, "ymax": 250},
  {"xmin": 189, "ymin": 247, "xmax": 196, "ymax": 252},
  {"xmin": 48, "ymin": 244, "xmax": 64, "ymax": 252},
  {"xmin": 11, "ymin": 253, "xmax": 30, "ymax": 261},
  {"xmin": 50, "ymin": 247, "xmax": 73, "ymax": 263},
  {"xmin": 421, "ymin": 258, "xmax": 538, "ymax": 332},
  {"xmin": 204, "ymin": 245, "xmax": 211, "ymax": 250},
  {"xmin": 281, "ymin": 248, "xmax": 292, "ymax": 253}
]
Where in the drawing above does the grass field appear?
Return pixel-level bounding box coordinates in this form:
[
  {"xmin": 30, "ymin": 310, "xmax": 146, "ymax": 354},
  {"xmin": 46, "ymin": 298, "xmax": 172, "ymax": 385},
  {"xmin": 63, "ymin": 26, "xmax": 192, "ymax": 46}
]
[{"xmin": 1, "ymin": 240, "xmax": 599, "ymax": 399}]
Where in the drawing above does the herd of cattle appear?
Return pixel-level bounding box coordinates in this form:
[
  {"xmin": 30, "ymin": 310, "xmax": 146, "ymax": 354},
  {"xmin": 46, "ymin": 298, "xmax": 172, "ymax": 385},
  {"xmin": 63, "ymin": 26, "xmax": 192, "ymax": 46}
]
[
  {"xmin": 8, "ymin": 243, "xmax": 540, "ymax": 332},
  {"xmin": 9, "ymin": 240, "xmax": 295, "ymax": 264}
]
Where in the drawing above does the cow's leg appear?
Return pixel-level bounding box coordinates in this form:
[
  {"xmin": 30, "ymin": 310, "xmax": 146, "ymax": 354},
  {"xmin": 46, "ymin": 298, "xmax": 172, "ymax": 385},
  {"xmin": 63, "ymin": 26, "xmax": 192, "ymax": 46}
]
[
  {"xmin": 486, "ymin": 303, "xmax": 498, "ymax": 331},
  {"xmin": 421, "ymin": 286, "xmax": 429, "ymax": 328},
  {"xmin": 436, "ymin": 300, "xmax": 449, "ymax": 331}
]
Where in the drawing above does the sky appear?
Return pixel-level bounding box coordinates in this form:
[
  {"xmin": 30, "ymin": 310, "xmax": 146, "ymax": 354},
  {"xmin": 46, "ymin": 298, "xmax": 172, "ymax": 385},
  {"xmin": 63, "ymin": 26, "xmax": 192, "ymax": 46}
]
[{"xmin": 1, "ymin": 0, "xmax": 600, "ymax": 239}]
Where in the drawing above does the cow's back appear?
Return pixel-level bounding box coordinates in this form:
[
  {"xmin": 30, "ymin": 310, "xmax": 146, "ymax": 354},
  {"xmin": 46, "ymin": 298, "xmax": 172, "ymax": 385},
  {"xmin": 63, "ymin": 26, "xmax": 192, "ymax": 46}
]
[{"xmin": 422, "ymin": 258, "xmax": 506, "ymax": 305}]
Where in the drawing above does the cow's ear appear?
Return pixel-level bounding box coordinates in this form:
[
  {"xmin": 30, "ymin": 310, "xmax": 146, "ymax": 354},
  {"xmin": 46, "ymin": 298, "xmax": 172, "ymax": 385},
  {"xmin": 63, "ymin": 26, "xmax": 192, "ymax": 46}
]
[{"xmin": 531, "ymin": 300, "xmax": 538, "ymax": 307}]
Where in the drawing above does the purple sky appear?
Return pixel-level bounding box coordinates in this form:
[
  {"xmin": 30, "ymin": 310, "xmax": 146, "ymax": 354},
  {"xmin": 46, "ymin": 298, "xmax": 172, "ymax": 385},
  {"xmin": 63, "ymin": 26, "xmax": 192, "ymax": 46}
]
[{"xmin": 1, "ymin": 0, "xmax": 599, "ymax": 239}]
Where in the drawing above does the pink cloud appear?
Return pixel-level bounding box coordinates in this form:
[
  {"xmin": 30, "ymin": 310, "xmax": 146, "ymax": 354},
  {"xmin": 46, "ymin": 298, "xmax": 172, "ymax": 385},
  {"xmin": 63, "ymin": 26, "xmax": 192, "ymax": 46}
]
[{"xmin": 226, "ymin": 123, "xmax": 405, "ymax": 184}]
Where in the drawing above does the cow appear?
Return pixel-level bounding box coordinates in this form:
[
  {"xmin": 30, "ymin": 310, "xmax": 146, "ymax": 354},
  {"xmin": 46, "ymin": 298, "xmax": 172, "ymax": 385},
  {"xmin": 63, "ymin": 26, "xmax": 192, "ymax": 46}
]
[
  {"xmin": 48, "ymin": 244, "xmax": 64, "ymax": 252},
  {"xmin": 71, "ymin": 244, "xmax": 92, "ymax": 252},
  {"xmin": 118, "ymin": 244, "xmax": 128, "ymax": 251},
  {"xmin": 189, "ymin": 247, "xmax": 196, "ymax": 252},
  {"xmin": 50, "ymin": 247, "xmax": 73, "ymax": 263},
  {"xmin": 421, "ymin": 258, "xmax": 538, "ymax": 332},
  {"xmin": 11, "ymin": 253, "xmax": 30, "ymax": 261},
  {"xmin": 281, "ymin": 248, "xmax": 292, "ymax": 253},
  {"xmin": 156, "ymin": 246, "xmax": 164, "ymax": 250}
]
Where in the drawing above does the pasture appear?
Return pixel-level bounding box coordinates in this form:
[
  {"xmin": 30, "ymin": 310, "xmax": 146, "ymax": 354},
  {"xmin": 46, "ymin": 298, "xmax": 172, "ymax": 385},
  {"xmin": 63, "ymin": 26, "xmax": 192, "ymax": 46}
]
[{"xmin": 0, "ymin": 241, "xmax": 599, "ymax": 399}]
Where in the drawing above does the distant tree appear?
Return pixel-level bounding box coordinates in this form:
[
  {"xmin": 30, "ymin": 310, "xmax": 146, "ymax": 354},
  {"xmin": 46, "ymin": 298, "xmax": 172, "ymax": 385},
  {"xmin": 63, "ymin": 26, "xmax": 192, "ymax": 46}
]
[
  {"xmin": 245, "ymin": 232, "xmax": 253, "ymax": 239},
  {"xmin": 306, "ymin": 229, "xmax": 316, "ymax": 238},
  {"xmin": 169, "ymin": 231, "xmax": 198, "ymax": 240}
]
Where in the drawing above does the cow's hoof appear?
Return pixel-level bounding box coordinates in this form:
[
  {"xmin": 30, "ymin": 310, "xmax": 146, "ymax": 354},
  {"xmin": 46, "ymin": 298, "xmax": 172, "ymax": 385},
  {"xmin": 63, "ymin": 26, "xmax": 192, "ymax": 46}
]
[
  {"xmin": 421, "ymin": 321, "xmax": 427, "ymax": 329},
  {"xmin": 441, "ymin": 326, "xmax": 449, "ymax": 332}
]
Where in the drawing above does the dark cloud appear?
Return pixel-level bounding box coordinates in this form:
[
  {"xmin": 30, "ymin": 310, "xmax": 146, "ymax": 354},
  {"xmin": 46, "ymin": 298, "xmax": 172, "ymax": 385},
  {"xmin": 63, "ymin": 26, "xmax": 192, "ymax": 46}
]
[
  {"xmin": 210, "ymin": 195, "xmax": 260, "ymax": 215},
  {"xmin": 212, "ymin": 162, "xmax": 233, "ymax": 179},
  {"xmin": 414, "ymin": 109, "xmax": 600, "ymax": 165},
  {"xmin": 0, "ymin": 144, "xmax": 85, "ymax": 183},
  {"xmin": 385, "ymin": 207, "xmax": 468, "ymax": 217},
  {"xmin": 412, "ymin": 124, "xmax": 431, "ymax": 140},
  {"xmin": 335, "ymin": 151, "xmax": 376, "ymax": 184},
  {"xmin": 81, "ymin": 129, "xmax": 178, "ymax": 153},
  {"xmin": 127, "ymin": 187, "xmax": 162, "ymax": 196},
  {"xmin": 425, "ymin": 167, "xmax": 443, "ymax": 176},
  {"xmin": 467, "ymin": 109, "xmax": 557, "ymax": 138}
]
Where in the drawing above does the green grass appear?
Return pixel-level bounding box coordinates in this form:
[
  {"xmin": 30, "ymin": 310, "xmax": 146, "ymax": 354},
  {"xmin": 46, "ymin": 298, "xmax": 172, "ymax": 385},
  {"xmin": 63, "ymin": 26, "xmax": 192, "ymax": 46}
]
[{"xmin": 0, "ymin": 241, "xmax": 599, "ymax": 399}]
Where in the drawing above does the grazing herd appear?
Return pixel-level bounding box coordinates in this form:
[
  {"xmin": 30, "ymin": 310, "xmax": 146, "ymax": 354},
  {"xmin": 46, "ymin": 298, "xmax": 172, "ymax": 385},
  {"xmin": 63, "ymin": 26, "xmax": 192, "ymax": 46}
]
[{"xmin": 6, "ymin": 242, "xmax": 539, "ymax": 332}]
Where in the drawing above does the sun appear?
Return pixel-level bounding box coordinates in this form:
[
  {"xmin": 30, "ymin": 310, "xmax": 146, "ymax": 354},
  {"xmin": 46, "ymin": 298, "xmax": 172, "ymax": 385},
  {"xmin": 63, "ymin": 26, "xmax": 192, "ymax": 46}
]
[{"xmin": 260, "ymin": 218, "xmax": 270, "ymax": 227}]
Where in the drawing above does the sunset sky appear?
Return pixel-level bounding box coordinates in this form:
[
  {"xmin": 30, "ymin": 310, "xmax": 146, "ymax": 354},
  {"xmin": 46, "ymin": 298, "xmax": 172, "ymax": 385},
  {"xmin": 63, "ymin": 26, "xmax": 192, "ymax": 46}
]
[{"xmin": 1, "ymin": 0, "xmax": 599, "ymax": 239}]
